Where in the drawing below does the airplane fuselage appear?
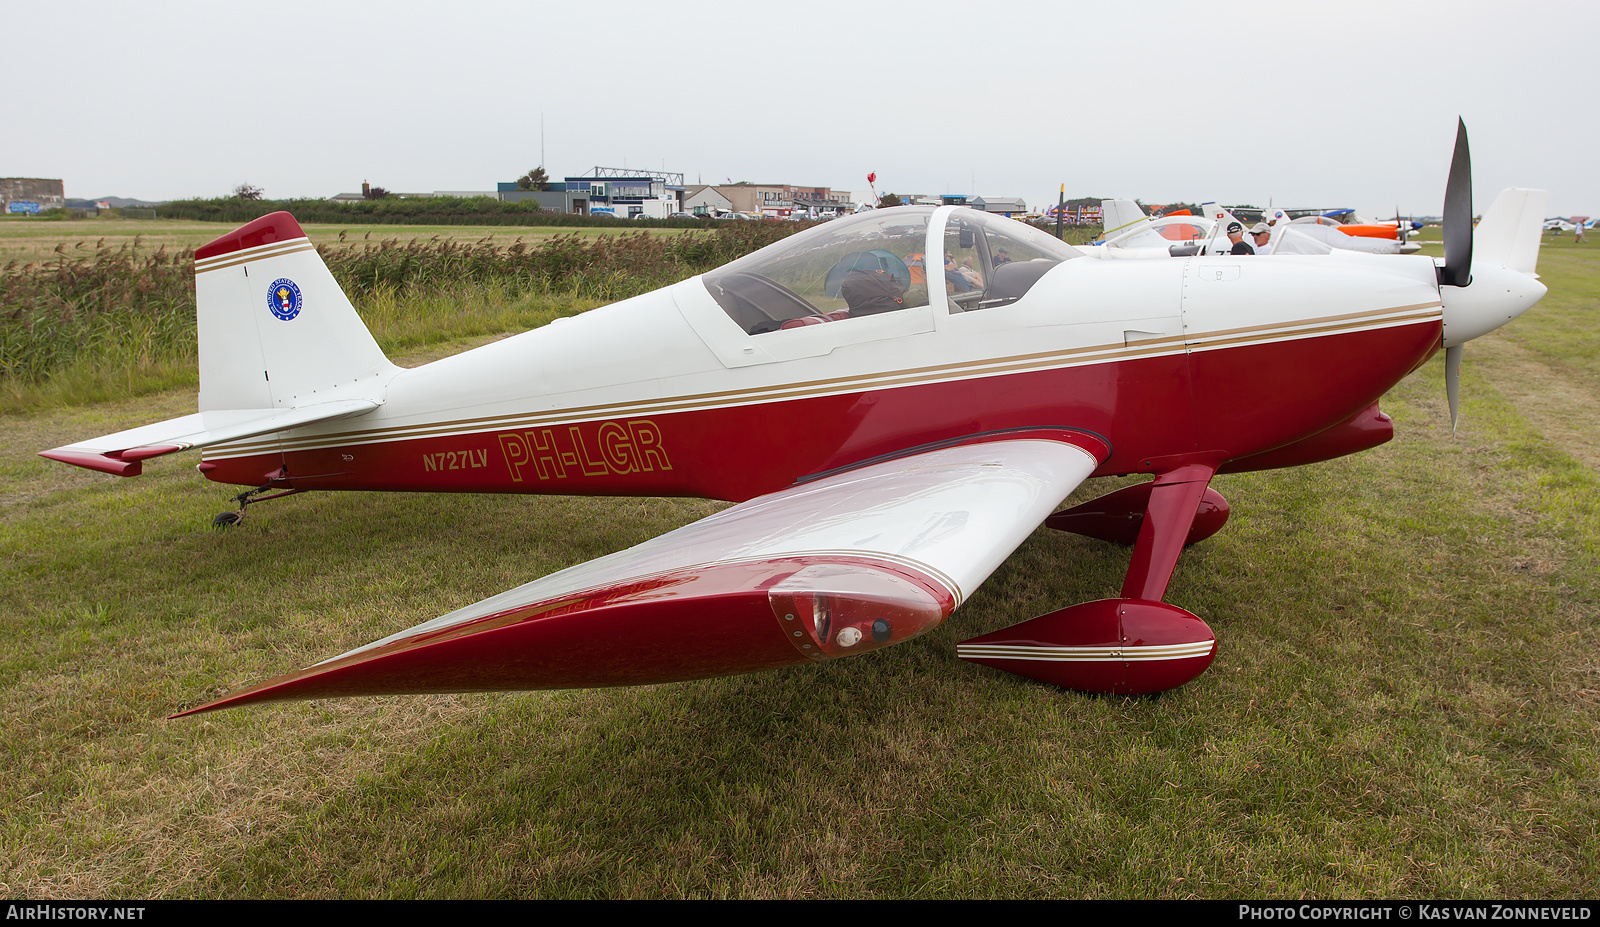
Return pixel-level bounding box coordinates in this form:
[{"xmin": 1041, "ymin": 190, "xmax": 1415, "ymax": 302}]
[{"xmin": 199, "ymin": 247, "xmax": 1444, "ymax": 502}]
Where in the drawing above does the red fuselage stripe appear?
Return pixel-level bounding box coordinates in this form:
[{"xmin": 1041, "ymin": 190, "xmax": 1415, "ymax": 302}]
[{"xmin": 200, "ymin": 320, "xmax": 1442, "ymax": 501}]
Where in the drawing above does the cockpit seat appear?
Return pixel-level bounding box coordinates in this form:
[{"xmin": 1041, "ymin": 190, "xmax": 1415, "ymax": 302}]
[
  {"xmin": 840, "ymin": 269, "xmax": 907, "ymax": 316},
  {"xmin": 984, "ymin": 259, "xmax": 1056, "ymax": 304}
]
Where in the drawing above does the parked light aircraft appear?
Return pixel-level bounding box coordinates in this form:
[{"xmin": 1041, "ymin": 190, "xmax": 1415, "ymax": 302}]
[
  {"xmin": 1313, "ymin": 209, "xmax": 1426, "ymax": 241},
  {"xmin": 1097, "ymin": 201, "xmax": 1419, "ymax": 256},
  {"xmin": 1543, "ymin": 216, "xmax": 1593, "ymax": 232},
  {"xmin": 42, "ymin": 123, "xmax": 1549, "ymax": 715},
  {"xmin": 1284, "ymin": 215, "xmax": 1423, "ymax": 254}
]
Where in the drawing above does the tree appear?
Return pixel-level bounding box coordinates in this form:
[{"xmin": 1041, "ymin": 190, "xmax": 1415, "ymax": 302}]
[
  {"xmin": 364, "ymin": 186, "xmax": 390, "ymax": 200},
  {"xmin": 877, "ymin": 193, "xmax": 902, "ymax": 209},
  {"xmin": 517, "ymin": 167, "xmax": 550, "ymax": 192},
  {"xmin": 233, "ymin": 183, "xmax": 263, "ymax": 200}
]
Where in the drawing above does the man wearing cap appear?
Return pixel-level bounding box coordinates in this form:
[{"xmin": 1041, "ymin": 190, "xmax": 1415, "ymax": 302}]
[
  {"xmin": 1226, "ymin": 221, "xmax": 1254, "ymax": 255},
  {"xmin": 1250, "ymin": 222, "xmax": 1273, "ymax": 255}
]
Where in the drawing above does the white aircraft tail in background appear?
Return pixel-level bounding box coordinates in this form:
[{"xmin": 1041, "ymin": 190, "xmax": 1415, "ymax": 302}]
[{"xmin": 1099, "ymin": 199, "xmax": 1149, "ymax": 238}]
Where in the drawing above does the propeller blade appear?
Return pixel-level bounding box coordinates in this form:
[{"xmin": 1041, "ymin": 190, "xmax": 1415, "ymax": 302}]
[
  {"xmin": 1440, "ymin": 118, "xmax": 1473, "ymax": 287},
  {"xmin": 1445, "ymin": 343, "xmax": 1463, "ymax": 431}
]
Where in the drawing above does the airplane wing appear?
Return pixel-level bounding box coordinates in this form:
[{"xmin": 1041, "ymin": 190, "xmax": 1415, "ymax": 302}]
[
  {"xmin": 39, "ymin": 400, "xmax": 380, "ymax": 476},
  {"xmin": 175, "ymin": 434, "xmax": 1107, "ymax": 715}
]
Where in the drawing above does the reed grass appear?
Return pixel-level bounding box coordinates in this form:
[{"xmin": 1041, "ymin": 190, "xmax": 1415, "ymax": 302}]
[{"xmin": 0, "ymin": 223, "xmax": 801, "ymax": 414}]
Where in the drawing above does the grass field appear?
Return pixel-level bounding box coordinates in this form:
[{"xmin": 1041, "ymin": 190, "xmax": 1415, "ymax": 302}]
[
  {"xmin": 0, "ymin": 216, "xmax": 696, "ymax": 267},
  {"xmin": 1, "ymin": 234, "xmax": 1596, "ymax": 898}
]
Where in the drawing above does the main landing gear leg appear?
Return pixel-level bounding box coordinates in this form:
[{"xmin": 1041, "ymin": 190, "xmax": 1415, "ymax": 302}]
[
  {"xmin": 211, "ymin": 484, "xmax": 304, "ymax": 529},
  {"xmin": 957, "ymin": 463, "xmax": 1222, "ymax": 695}
]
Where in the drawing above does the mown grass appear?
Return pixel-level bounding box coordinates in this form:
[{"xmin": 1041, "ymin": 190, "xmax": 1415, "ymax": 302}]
[
  {"xmin": 1495, "ymin": 235, "xmax": 1600, "ymax": 387},
  {"xmin": 1, "ymin": 238, "xmax": 1595, "ymax": 898}
]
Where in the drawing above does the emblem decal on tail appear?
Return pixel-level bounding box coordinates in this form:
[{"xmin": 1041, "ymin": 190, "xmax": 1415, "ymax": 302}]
[{"xmin": 267, "ymin": 278, "xmax": 302, "ymax": 321}]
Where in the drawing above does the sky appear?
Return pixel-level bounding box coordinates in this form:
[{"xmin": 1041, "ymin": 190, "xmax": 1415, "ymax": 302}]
[{"xmin": 5, "ymin": 0, "xmax": 1596, "ymax": 217}]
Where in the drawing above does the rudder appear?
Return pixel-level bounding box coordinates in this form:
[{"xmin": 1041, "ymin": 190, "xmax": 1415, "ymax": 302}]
[{"xmin": 193, "ymin": 212, "xmax": 396, "ymax": 411}]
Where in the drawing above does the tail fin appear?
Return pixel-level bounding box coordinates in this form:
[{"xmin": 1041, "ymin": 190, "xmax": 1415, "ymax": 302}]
[
  {"xmin": 1198, "ymin": 201, "xmax": 1247, "ymax": 254},
  {"xmin": 194, "ymin": 212, "xmax": 397, "ymax": 410},
  {"xmin": 1100, "ymin": 199, "xmax": 1150, "ymax": 238},
  {"xmin": 39, "ymin": 213, "xmax": 396, "ymax": 476},
  {"xmin": 1471, "ymin": 188, "xmax": 1548, "ymax": 276}
]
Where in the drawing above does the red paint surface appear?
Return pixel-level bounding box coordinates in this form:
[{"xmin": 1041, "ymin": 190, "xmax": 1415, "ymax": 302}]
[
  {"xmin": 194, "ymin": 211, "xmax": 307, "ymax": 260},
  {"xmin": 1047, "ymin": 482, "xmax": 1229, "ymax": 546},
  {"xmin": 1120, "ymin": 465, "xmax": 1217, "ymax": 601},
  {"xmin": 120, "ymin": 443, "xmax": 185, "ymax": 462},
  {"xmin": 202, "ymin": 320, "xmax": 1440, "ymax": 505},
  {"xmin": 176, "ymin": 555, "xmax": 953, "ymax": 715},
  {"xmin": 1186, "ymin": 320, "xmax": 1438, "ymax": 458},
  {"xmin": 1219, "ymin": 402, "xmax": 1393, "ymax": 474},
  {"xmin": 959, "ymin": 598, "xmax": 1216, "ymax": 695},
  {"xmin": 36, "ymin": 448, "xmax": 141, "ymax": 476}
]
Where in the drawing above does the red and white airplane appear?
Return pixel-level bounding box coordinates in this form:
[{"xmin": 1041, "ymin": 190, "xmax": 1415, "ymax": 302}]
[{"xmin": 42, "ymin": 124, "xmax": 1549, "ymax": 715}]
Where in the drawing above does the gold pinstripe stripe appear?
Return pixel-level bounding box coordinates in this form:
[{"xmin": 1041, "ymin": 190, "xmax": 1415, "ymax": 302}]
[
  {"xmin": 957, "ymin": 642, "xmax": 1215, "ymax": 661},
  {"xmin": 209, "ymin": 302, "xmax": 1441, "ymax": 457},
  {"xmin": 1182, "ymin": 301, "xmax": 1441, "ymax": 343},
  {"xmin": 1188, "ymin": 308, "xmax": 1439, "ymax": 351},
  {"xmin": 196, "ymin": 239, "xmax": 318, "ymax": 273}
]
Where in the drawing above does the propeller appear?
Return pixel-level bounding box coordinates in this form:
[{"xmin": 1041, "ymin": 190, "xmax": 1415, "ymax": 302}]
[
  {"xmin": 1445, "ymin": 343, "xmax": 1463, "ymax": 431},
  {"xmin": 1439, "ymin": 118, "xmax": 1473, "ymax": 288},
  {"xmin": 1439, "ymin": 119, "xmax": 1472, "ymax": 430}
]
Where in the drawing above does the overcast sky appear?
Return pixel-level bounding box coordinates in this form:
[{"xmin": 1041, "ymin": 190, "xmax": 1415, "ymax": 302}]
[{"xmin": 5, "ymin": 0, "xmax": 1595, "ymax": 216}]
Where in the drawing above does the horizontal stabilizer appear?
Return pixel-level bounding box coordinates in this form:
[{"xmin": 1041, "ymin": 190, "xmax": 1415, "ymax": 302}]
[
  {"xmin": 40, "ymin": 400, "xmax": 379, "ymax": 476},
  {"xmin": 173, "ymin": 434, "xmax": 1107, "ymax": 714}
]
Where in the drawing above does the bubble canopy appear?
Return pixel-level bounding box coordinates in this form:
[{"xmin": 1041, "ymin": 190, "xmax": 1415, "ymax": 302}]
[{"xmin": 702, "ymin": 207, "xmax": 1083, "ymax": 335}]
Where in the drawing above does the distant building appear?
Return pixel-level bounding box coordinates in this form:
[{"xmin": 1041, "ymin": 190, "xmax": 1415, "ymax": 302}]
[
  {"xmin": 500, "ymin": 167, "xmax": 684, "ymax": 217},
  {"xmin": 331, "ymin": 181, "xmax": 494, "ymax": 203},
  {"xmin": 491, "ymin": 170, "xmax": 858, "ymax": 218},
  {"xmin": 563, "ymin": 171, "xmax": 677, "ymax": 218},
  {"xmin": 714, "ymin": 183, "xmax": 787, "ymax": 217},
  {"xmin": 3, "ymin": 177, "xmax": 65, "ymax": 213},
  {"xmin": 789, "ymin": 185, "xmax": 854, "ymax": 218},
  {"xmin": 496, "ymin": 183, "xmax": 579, "ymax": 211},
  {"xmin": 682, "ymin": 184, "xmax": 733, "ymax": 217},
  {"xmin": 970, "ymin": 196, "xmax": 1028, "ymax": 217},
  {"xmin": 714, "ymin": 183, "xmax": 853, "ymax": 218}
]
